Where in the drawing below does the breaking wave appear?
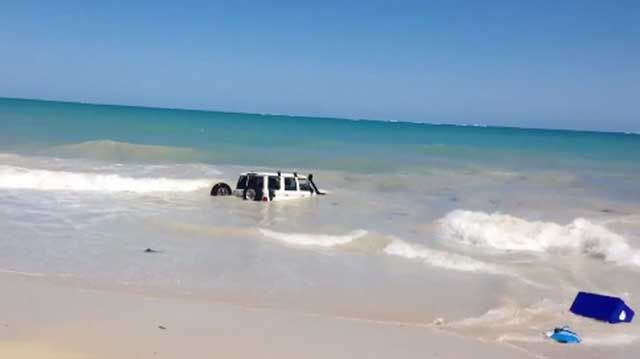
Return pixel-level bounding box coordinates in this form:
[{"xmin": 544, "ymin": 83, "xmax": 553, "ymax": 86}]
[
  {"xmin": 49, "ymin": 140, "xmax": 200, "ymax": 162},
  {"xmin": 258, "ymin": 228, "xmax": 368, "ymax": 247},
  {"xmin": 258, "ymin": 227, "xmax": 507, "ymax": 275},
  {"xmin": 0, "ymin": 165, "xmax": 211, "ymax": 193},
  {"xmin": 439, "ymin": 210, "xmax": 640, "ymax": 267},
  {"xmin": 383, "ymin": 239, "xmax": 501, "ymax": 274}
]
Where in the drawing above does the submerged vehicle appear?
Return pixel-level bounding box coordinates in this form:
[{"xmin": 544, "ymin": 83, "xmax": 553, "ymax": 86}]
[{"xmin": 210, "ymin": 171, "xmax": 325, "ymax": 202}]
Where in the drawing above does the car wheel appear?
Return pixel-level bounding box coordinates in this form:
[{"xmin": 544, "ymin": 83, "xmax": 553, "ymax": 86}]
[
  {"xmin": 244, "ymin": 188, "xmax": 257, "ymax": 201},
  {"xmin": 211, "ymin": 183, "xmax": 232, "ymax": 196}
]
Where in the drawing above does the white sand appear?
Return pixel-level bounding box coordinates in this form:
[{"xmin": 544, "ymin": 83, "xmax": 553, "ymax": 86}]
[{"xmin": 0, "ymin": 272, "xmax": 536, "ymax": 359}]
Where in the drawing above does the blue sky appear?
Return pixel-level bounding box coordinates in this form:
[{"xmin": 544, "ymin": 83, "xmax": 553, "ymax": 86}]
[{"xmin": 1, "ymin": 1, "xmax": 638, "ymax": 132}]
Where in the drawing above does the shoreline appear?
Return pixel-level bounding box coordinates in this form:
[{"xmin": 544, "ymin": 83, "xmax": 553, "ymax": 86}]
[
  {"xmin": 0, "ymin": 271, "xmax": 537, "ymax": 358},
  {"xmin": 2, "ymin": 271, "xmax": 636, "ymax": 358}
]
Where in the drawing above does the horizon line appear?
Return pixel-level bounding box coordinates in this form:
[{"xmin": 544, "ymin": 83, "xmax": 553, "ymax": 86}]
[{"xmin": 1, "ymin": 96, "xmax": 638, "ymax": 137}]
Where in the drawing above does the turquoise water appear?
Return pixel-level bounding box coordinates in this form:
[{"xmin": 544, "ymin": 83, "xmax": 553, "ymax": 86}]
[
  {"xmin": 2, "ymin": 97, "xmax": 640, "ymax": 351},
  {"xmin": 2, "ymin": 97, "xmax": 639, "ymax": 173}
]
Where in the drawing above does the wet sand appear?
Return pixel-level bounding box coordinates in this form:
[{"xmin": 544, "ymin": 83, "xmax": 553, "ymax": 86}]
[
  {"xmin": 0, "ymin": 272, "xmax": 538, "ymax": 359},
  {"xmin": 2, "ymin": 272, "xmax": 638, "ymax": 358}
]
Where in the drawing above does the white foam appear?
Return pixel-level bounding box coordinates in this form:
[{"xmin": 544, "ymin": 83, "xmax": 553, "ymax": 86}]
[
  {"xmin": 0, "ymin": 165, "xmax": 211, "ymax": 193},
  {"xmin": 447, "ymin": 299, "xmax": 640, "ymax": 347},
  {"xmin": 383, "ymin": 239, "xmax": 501, "ymax": 274},
  {"xmin": 258, "ymin": 228, "xmax": 367, "ymax": 247},
  {"xmin": 439, "ymin": 210, "xmax": 640, "ymax": 267},
  {"xmin": 497, "ymin": 334, "xmax": 547, "ymax": 344}
]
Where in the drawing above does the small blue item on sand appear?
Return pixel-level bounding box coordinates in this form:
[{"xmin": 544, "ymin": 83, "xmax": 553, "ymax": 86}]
[
  {"xmin": 570, "ymin": 292, "xmax": 634, "ymax": 324},
  {"xmin": 547, "ymin": 326, "xmax": 581, "ymax": 344}
]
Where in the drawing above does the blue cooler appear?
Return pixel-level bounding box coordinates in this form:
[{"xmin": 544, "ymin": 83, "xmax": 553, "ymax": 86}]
[{"xmin": 570, "ymin": 292, "xmax": 634, "ymax": 323}]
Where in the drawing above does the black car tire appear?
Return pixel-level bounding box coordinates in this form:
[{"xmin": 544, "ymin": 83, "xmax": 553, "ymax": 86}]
[
  {"xmin": 210, "ymin": 183, "xmax": 232, "ymax": 196},
  {"xmin": 244, "ymin": 188, "xmax": 257, "ymax": 201}
]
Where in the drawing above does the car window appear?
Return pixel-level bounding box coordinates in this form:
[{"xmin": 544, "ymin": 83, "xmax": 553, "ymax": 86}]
[
  {"xmin": 284, "ymin": 177, "xmax": 297, "ymax": 191},
  {"xmin": 236, "ymin": 175, "xmax": 247, "ymax": 189},
  {"xmin": 298, "ymin": 178, "xmax": 311, "ymax": 191},
  {"xmin": 268, "ymin": 176, "xmax": 280, "ymax": 190},
  {"xmin": 247, "ymin": 176, "xmax": 264, "ymax": 190}
]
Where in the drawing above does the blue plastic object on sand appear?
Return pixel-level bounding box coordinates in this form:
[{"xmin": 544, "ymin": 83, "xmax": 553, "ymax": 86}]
[
  {"xmin": 548, "ymin": 327, "xmax": 581, "ymax": 344},
  {"xmin": 570, "ymin": 292, "xmax": 635, "ymax": 323}
]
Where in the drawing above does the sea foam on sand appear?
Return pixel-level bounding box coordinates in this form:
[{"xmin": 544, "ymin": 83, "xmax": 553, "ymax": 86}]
[{"xmin": 258, "ymin": 228, "xmax": 368, "ymax": 247}]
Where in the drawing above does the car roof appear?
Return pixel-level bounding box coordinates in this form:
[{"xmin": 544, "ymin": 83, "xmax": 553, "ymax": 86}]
[{"xmin": 240, "ymin": 171, "xmax": 308, "ymax": 179}]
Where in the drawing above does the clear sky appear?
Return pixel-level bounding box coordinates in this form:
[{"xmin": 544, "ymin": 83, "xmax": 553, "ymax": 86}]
[{"xmin": 1, "ymin": 1, "xmax": 638, "ymax": 132}]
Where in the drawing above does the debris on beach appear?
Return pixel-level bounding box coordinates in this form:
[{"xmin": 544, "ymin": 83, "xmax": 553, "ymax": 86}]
[
  {"xmin": 158, "ymin": 325, "xmax": 166, "ymax": 330},
  {"xmin": 546, "ymin": 326, "xmax": 581, "ymax": 344},
  {"xmin": 144, "ymin": 248, "xmax": 161, "ymax": 253},
  {"xmin": 570, "ymin": 292, "xmax": 635, "ymax": 323}
]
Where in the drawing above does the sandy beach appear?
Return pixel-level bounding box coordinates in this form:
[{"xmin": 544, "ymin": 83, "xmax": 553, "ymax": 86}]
[
  {"xmin": 2, "ymin": 271, "xmax": 638, "ymax": 358},
  {"xmin": 0, "ymin": 271, "xmax": 523, "ymax": 358}
]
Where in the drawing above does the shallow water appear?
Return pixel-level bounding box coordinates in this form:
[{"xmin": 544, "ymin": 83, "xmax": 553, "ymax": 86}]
[{"xmin": 1, "ymin": 97, "xmax": 640, "ymax": 349}]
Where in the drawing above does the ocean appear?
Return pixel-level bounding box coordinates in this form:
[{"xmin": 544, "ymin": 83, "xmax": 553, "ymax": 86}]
[{"xmin": 1, "ymin": 97, "xmax": 640, "ymax": 350}]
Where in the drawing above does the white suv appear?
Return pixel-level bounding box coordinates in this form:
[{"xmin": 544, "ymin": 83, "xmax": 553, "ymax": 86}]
[{"xmin": 210, "ymin": 172, "xmax": 325, "ymax": 202}]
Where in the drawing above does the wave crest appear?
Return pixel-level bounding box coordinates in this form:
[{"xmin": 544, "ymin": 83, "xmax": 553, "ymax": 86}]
[
  {"xmin": 0, "ymin": 165, "xmax": 211, "ymax": 193},
  {"xmin": 383, "ymin": 239, "xmax": 501, "ymax": 274},
  {"xmin": 258, "ymin": 228, "xmax": 512, "ymax": 276},
  {"xmin": 439, "ymin": 210, "xmax": 640, "ymax": 267}
]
